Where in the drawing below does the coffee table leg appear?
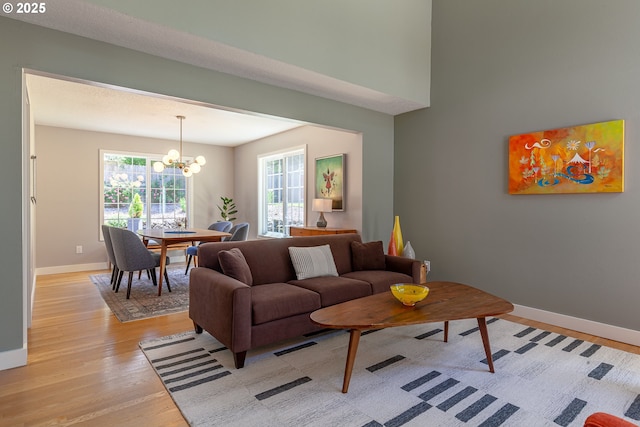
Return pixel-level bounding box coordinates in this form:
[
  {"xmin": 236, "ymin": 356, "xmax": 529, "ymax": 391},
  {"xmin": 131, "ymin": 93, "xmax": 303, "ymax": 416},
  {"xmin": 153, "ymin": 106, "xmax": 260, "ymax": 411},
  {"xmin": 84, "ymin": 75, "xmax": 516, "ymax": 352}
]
[
  {"xmin": 477, "ymin": 317, "xmax": 495, "ymax": 373},
  {"xmin": 444, "ymin": 321, "xmax": 449, "ymax": 342},
  {"xmin": 342, "ymin": 329, "xmax": 361, "ymax": 393}
]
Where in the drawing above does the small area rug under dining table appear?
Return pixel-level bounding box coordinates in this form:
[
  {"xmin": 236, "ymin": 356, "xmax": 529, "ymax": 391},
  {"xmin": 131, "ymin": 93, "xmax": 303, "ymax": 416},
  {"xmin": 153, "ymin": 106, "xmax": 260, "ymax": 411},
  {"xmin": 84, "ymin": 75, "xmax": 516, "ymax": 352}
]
[{"xmin": 91, "ymin": 264, "xmax": 190, "ymax": 322}]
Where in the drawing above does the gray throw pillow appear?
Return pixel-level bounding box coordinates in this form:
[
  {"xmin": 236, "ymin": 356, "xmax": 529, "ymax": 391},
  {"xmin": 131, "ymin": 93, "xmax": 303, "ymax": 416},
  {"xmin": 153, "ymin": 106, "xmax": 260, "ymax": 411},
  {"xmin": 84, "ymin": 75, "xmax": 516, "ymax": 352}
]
[
  {"xmin": 218, "ymin": 248, "xmax": 253, "ymax": 285},
  {"xmin": 288, "ymin": 244, "xmax": 339, "ymax": 280},
  {"xmin": 351, "ymin": 240, "xmax": 386, "ymax": 271}
]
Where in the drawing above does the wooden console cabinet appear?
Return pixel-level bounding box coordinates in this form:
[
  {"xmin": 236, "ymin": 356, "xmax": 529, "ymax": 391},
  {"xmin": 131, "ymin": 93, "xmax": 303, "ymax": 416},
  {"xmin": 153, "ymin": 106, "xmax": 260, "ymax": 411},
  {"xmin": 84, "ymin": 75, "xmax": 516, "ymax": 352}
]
[{"xmin": 289, "ymin": 226, "xmax": 358, "ymax": 236}]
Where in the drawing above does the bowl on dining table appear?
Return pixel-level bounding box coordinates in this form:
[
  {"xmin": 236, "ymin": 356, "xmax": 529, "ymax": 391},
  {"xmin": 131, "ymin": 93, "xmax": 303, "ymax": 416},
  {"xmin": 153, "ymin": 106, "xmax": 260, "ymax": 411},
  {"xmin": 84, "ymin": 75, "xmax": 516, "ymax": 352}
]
[{"xmin": 390, "ymin": 284, "xmax": 430, "ymax": 306}]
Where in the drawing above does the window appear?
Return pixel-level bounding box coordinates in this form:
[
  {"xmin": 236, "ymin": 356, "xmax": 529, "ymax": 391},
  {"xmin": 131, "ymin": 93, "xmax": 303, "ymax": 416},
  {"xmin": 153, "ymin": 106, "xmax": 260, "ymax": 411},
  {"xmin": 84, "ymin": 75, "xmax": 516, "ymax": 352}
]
[
  {"xmin": 101, "ymin": 151, "xmax": 191, "ymax": 232},
  {"xmin": 259, "ymin": 147, "xmax": 305, "ymax": 237}
]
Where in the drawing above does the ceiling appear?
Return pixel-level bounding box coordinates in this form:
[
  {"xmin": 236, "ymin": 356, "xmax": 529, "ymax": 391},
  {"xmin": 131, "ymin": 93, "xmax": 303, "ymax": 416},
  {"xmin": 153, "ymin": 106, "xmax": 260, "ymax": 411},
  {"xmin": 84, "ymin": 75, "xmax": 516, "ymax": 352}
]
[{"xmin": 26, "ymin": 73, "xmax": 305, "ymax": 146}]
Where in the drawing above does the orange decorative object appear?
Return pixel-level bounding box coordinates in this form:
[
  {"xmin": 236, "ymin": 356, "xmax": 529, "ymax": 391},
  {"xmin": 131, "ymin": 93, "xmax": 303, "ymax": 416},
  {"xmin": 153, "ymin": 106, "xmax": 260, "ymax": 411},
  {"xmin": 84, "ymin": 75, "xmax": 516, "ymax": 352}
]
[
  {"xmin": 387, "ymin": 232, "xmax": 397, "ymax": 255},
  {"xmin": 388, "ymin": 216, "xmax": 404, "ymax": 256}
]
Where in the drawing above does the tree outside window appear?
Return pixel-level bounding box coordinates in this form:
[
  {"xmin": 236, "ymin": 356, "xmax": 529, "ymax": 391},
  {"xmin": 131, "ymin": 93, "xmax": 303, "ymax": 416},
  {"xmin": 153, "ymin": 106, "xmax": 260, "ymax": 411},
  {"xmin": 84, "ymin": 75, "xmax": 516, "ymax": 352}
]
[{"xmin": 102, "ymin": 152, "xmax": 189, "ymax": 232}]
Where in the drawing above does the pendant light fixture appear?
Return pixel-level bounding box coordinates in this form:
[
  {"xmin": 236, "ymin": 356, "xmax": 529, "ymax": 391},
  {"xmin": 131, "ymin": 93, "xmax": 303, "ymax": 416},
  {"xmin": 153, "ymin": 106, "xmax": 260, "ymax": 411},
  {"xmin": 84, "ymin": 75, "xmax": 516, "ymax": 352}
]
[{"xmin": 153, "ymin": 115, "xmax": 206, "ymax": 177}]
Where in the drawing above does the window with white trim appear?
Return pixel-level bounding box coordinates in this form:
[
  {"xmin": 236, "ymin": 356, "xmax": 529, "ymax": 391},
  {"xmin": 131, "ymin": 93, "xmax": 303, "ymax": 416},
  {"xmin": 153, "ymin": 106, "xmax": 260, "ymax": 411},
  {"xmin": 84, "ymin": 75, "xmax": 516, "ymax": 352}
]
[
  {"xmin": 100, "ymin": 151, "xmax": 191, "ymax": 232},
  {"xmin": 259, "ymin": 147, "xmax": 305, "ymax": 237}
]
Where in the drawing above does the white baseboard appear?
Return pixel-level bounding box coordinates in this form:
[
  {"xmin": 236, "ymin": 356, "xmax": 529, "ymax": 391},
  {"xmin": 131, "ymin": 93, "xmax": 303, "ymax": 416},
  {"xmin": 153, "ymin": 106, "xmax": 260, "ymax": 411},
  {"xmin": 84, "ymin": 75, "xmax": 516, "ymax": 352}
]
[
  {"xmin": 35, "ymin": 256, "xmax": 187, "ymax": 276},
  {"xmin": 36, "ymin": 262, "xmax": 108, "ymax": 276},
  {"xmin": 513, "ymin": 304, "xmax": 640, "ymax": 347},
  {"xmin": 0, "ymin": 346, "xmax": 27, "ymax": 371}
]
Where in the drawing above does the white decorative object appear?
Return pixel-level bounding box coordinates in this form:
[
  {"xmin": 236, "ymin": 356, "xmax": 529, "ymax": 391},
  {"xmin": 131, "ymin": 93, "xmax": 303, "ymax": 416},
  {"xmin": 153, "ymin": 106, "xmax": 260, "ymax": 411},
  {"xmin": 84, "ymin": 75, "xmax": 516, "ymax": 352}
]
[{"xmin": 403, "ymin": 241, "xmax": 415, "ymax": 259}]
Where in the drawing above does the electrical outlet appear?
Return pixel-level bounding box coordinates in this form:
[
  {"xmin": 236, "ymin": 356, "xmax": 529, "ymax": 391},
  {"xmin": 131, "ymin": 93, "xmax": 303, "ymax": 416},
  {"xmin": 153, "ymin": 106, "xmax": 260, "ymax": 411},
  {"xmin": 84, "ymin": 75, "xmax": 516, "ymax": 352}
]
[
  {"xmin": 424, "ymin": 260, "xmax": 431, "ymax": 273},
  {"xmin": 76, "ymin": 245, "xmax": 83, "ymax": 254}
]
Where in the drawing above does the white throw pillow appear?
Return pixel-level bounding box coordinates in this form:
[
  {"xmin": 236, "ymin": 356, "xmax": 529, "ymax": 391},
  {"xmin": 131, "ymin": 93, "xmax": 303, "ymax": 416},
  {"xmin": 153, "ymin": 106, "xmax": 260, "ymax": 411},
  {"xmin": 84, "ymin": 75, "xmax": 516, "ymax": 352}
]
[{"xmin": 288, "ymin": 244, "xmax": 339, "ymax": 280}]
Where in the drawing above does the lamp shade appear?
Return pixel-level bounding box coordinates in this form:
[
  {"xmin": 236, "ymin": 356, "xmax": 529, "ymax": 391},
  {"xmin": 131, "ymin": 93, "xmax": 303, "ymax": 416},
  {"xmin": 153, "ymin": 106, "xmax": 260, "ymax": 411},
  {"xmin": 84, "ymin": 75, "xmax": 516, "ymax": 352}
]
[{"xmin": 312, "ymin": 198, "xmax": 332, "ymax": 212}]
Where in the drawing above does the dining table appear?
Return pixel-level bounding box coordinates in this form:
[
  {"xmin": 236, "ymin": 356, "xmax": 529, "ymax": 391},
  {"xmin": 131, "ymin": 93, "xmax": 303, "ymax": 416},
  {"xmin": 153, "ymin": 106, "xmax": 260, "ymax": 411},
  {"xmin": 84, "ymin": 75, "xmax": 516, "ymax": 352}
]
[{"xmin": 137, "ymin": 228, "xmax": 231, "ymax": 295}]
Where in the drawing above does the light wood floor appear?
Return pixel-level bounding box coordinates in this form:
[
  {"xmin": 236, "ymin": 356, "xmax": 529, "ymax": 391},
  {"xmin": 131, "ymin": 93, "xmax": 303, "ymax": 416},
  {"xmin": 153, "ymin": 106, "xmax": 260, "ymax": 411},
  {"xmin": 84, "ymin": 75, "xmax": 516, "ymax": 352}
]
[
  {"xmin": 0, "ymin": 270, "xmax": 192, "ymax": 427},
  {"xmin": 1, "ymin": 270, "xmax": 639, "ymax": 426}
]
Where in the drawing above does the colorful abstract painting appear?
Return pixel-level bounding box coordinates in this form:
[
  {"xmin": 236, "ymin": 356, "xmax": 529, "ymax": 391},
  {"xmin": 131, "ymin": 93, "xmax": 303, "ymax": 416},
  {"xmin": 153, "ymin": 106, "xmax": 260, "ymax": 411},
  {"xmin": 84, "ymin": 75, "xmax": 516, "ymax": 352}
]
[
  {"xmin": 315, "ymin": 154, "xmax": 344, "ymax": 210},
  {"xmin": 508, "ymin": 120, "xmax": 624, "ymax": 194}
]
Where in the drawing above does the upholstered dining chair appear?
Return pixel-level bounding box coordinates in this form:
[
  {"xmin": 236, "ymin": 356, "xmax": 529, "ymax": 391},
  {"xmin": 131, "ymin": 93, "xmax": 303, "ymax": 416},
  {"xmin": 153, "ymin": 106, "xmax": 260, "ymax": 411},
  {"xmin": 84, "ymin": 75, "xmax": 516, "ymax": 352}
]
[
  {"xmin": 109, "ymin": 227, "xmax": 171, "ymax": 299},
  {"xmin": 184, "ymin": 221, "xmax": 233, "ymax": 274},
  {"xmin": 101, "ymin": 225, "xmax": 120, "ymax": 290},
  {"xmin": 224, "ymin": 222, "xmax": 250, "ymax": 242}
]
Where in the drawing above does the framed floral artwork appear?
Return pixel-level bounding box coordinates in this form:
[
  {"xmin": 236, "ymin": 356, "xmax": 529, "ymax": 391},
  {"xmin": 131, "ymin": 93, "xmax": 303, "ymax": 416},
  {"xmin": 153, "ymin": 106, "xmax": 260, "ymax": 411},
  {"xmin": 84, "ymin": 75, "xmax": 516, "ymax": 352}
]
[
  {"xmin": 315, "ymin": 154, "xmax": 344, "ymax": 210},
  {"xmin": 508, "ymin": 120, "xmax": 624, "ymax": 194}
]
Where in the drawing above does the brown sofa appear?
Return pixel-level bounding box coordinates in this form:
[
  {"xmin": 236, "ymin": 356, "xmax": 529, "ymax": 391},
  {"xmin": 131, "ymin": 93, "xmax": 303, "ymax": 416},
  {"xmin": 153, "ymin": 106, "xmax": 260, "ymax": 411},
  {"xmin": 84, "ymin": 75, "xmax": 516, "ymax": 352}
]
[{"xmin": 189, "ymin": 233, "xmax": 423, "ymax": 368}]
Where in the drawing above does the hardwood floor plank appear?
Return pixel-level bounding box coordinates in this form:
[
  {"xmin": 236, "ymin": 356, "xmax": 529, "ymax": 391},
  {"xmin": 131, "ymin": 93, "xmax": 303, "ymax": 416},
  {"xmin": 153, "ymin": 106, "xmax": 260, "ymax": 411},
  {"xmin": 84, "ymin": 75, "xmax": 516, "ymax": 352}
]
[
  {"xmin": 0, "ymin": 270, "xmax": 637, "ymax": 427},
  {"xmin": 0, "ymin": 270, "xmax": 190, "ymax": 427}
]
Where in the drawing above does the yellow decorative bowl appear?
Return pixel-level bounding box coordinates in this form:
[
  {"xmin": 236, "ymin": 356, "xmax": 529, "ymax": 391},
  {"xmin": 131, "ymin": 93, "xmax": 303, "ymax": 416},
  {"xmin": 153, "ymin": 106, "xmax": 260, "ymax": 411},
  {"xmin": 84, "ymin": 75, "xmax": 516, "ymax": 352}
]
[{"xmin": 390, "ymin": 284, "xmax": 429, "ymax": 306}]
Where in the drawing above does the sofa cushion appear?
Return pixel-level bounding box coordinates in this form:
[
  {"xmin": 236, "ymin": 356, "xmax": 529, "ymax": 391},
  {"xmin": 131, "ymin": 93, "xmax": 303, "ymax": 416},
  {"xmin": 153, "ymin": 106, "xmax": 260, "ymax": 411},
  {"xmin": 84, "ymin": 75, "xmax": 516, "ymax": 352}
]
[
  {"xmin": 218, "ymin": 248, "xmax": 253, "ymax": 285},
  {"xmin": 342, "ymin": 270, "xmax": 414, "ymax": 294},
  {"xmin": 289, "ymin": 276, "xmax": 371, "ymax": 306},
  {"xmin": 288, "ymin": 244, "xmax": 338, "ymax": 280},
  {"xmin": 197, "ymin": 234, "xmax": 362, "ymax": 283},
  {"xmin": 251, "ymin": 283, "xmax": 321, "ymax": 325},
  {"xmin": 351, "ymin": 240, "xmax": 386, "ymax": 271}
]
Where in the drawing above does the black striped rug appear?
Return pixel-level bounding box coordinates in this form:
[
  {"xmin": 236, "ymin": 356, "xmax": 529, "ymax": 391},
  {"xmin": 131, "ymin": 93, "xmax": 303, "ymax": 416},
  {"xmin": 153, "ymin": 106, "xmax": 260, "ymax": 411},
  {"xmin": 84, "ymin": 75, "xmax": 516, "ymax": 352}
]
[{"xmin": 140, "ymin": 318, "xmax": 640, "ymax": 426}]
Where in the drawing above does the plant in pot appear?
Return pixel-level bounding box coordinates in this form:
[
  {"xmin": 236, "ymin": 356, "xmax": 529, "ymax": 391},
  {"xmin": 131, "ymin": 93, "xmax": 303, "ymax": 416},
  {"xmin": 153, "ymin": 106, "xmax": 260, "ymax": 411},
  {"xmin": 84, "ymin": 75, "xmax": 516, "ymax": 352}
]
[
  {"xmin": 218, "ymin": 197, "xmax": 237, "ymax": 222},
  {"xmin": 127, "ymin": 193, "xmax": 144, "ymax": 231}
]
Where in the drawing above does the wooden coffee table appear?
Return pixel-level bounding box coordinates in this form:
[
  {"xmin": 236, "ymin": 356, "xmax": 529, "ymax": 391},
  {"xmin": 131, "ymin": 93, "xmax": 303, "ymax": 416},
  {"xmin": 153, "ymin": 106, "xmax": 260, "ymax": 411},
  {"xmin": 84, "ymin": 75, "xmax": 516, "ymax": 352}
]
[{"xmin": 310, "ymin": 281, "xmax": 514, "ymax": 393}]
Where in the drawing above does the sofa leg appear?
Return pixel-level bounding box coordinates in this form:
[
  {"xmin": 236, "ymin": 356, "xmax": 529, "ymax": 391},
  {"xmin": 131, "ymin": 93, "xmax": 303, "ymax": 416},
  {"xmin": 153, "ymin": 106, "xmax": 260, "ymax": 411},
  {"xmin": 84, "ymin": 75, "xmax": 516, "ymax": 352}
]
[
  {"xmin": 193, "ymin": 322, "xmax": 203, "ymax": 334},
  {"xmin": 234, "ymin": 351, "xmax": 247, "ymax": 369}
]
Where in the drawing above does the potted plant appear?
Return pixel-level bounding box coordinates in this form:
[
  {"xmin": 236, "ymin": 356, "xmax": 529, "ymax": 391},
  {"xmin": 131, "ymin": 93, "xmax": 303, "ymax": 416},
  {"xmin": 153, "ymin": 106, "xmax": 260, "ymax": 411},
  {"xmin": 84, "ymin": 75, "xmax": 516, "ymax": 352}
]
[
  {"xmin": 127, "ymin": 193, "xmax": 144, "ymax": 231},
  {"xmin": 218, "ymin": 197, "xmax": 237, "ymax": 222}
]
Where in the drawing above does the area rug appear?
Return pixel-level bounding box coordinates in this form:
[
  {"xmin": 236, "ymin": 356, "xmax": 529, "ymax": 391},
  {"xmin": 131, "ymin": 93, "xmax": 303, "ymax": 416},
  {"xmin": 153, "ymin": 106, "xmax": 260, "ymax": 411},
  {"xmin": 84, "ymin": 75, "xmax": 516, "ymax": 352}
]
[
  {"xmin": 139, "ymin": 317, "xmax": 640, "ymax": 426},
  {"xmin": 91, "ymin": 265, "xmax": 190, "ymax": 322}
]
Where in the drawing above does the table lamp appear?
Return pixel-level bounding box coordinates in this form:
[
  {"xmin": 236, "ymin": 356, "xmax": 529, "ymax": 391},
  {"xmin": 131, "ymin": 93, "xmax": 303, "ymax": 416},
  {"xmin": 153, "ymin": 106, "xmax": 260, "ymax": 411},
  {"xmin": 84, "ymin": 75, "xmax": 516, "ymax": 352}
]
[{"xmin": 312, "ymin": 198, "xmax": 333, "ymax": 228}]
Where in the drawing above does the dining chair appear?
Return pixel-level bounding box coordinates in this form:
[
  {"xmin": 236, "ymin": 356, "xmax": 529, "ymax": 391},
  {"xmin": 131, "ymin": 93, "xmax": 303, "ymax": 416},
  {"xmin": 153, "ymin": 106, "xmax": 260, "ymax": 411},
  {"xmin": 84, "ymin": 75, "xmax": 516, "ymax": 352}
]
[
  {"xmin": 109, "ymin": 227, "xmax": 171, "ymax": 299},
  {"xmin": 224, "ymin": 222, "xmax": 250, "ymax": 242},
  {"xmin": 184, "ymin": 221, "xmax": 233, "ymax": 274},
  {"xmin": 101, "ymin": 225, "xmax": 120, "ymax": 290},
  {"xmin": 107, "ymin": 225, "xmax": 156, "ymax": 288}
]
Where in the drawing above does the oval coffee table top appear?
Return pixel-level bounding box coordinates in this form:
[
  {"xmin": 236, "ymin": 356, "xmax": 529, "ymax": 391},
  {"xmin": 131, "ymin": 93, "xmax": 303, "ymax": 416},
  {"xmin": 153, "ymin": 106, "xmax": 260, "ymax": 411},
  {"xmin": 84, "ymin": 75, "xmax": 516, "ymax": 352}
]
[{"xmin": 310, "ymin": 281, "xmax": 514, "ymax": 330}]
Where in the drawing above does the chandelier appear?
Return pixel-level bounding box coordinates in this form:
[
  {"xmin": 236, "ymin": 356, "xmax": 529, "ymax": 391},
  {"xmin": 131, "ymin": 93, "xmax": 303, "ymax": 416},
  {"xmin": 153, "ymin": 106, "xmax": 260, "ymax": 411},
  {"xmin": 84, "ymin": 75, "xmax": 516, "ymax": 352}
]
[{"xmin": 153, "ymin": 115, "xmax": 206, "ymax": 177}]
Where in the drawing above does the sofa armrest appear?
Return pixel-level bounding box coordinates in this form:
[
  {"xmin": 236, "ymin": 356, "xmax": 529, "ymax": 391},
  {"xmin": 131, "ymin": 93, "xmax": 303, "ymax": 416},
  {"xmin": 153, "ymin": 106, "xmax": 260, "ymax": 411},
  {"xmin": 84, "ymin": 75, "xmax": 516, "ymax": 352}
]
[
  {"xmin": 189, "ymin": 267, "xmax": 252, "ymax": 353},
  {"xmin": 384, "ymin": 255, "xmax": 423, "ymax": 283}
]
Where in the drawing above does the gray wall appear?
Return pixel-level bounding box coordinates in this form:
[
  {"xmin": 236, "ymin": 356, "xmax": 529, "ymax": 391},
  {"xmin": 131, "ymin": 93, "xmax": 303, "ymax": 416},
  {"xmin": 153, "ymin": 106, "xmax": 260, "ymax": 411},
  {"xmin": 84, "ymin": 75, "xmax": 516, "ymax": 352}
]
[
  {"xmin": 395, "ymin": 0, "xmax": 640, "ymax": 331},
  {"xmin": 0, "ymin": 17, "xmax": 394, "ymax": 361},
  {"xmin": 84, "ymin": 0, "xmax": 431, "ymax": 108}
]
